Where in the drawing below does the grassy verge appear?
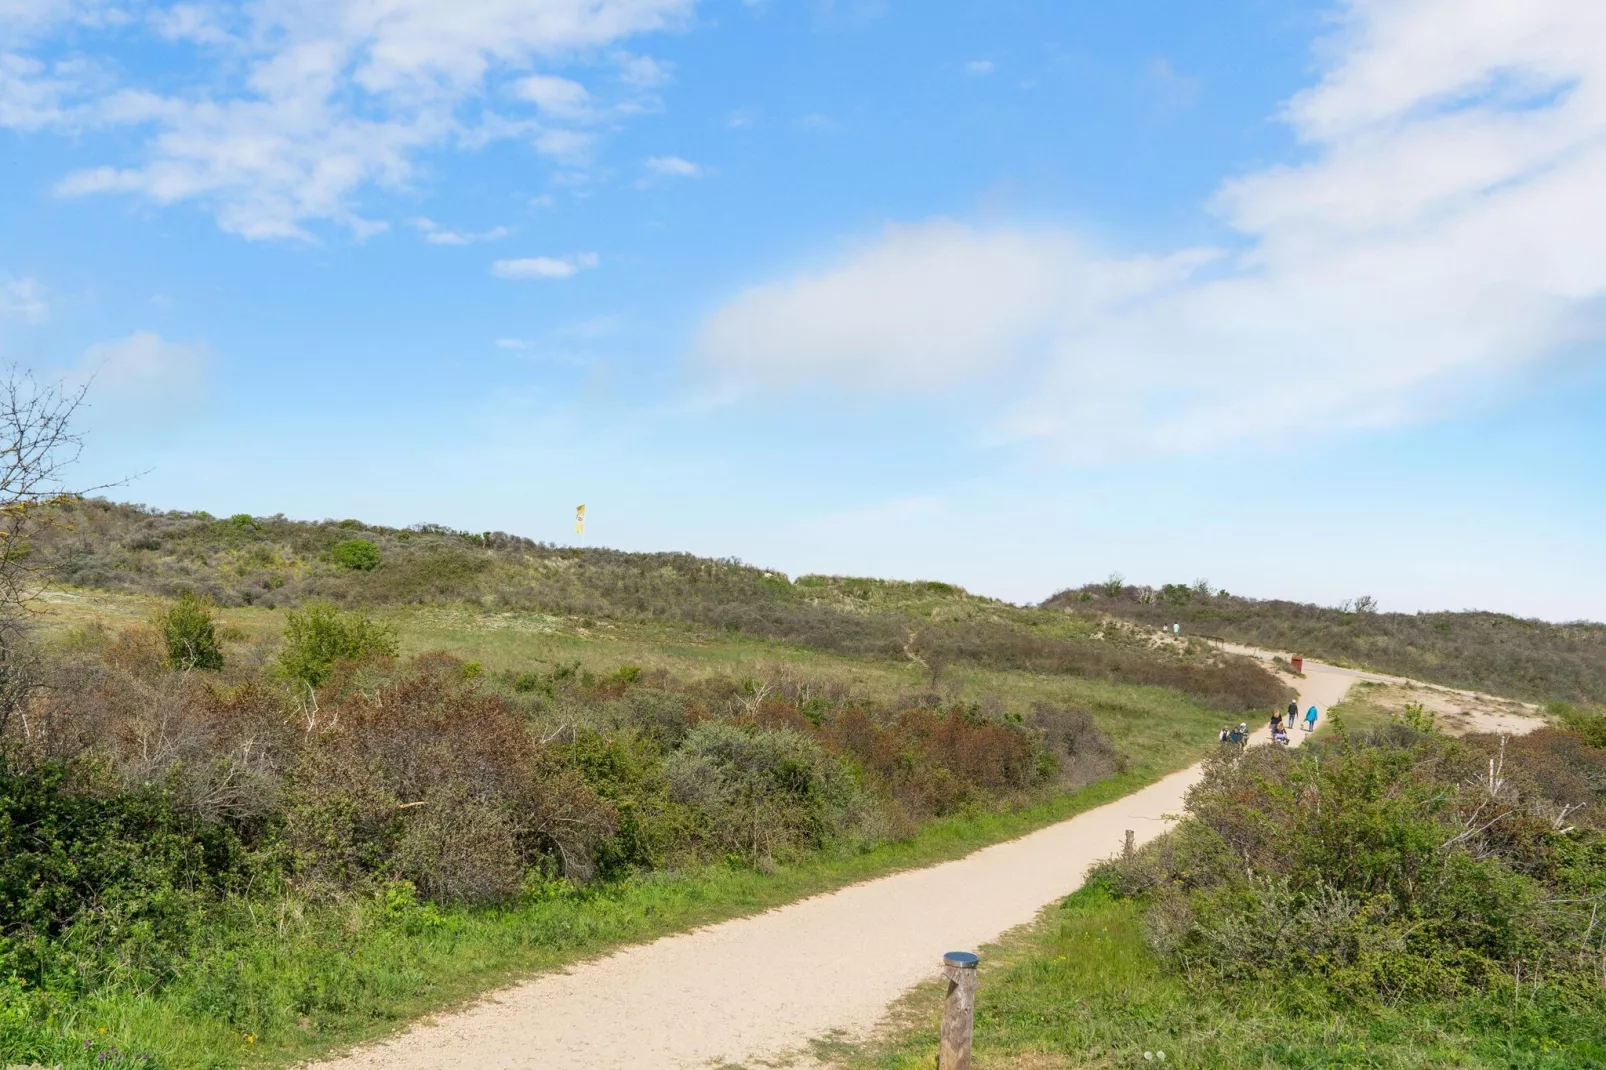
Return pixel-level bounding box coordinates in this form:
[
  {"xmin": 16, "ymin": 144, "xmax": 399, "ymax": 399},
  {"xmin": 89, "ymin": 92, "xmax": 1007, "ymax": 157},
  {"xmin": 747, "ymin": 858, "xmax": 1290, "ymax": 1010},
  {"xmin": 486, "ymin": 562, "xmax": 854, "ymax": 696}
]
[
  {"xmin": 8, "ymin": 771, "xmax": 1166, "ymax": 1069},
  {"xmin": 834, "ymin": 885, "xmax": 1603, "ymax": 1070}
]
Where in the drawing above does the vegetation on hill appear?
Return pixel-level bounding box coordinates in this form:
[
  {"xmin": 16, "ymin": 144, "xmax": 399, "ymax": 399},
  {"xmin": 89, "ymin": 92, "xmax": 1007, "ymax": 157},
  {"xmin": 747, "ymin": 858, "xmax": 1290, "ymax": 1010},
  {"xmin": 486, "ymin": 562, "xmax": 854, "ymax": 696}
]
[
  {"xmin": 1045, "ymin": 579, "xmax": 1606, "ymax": 706},
  {"xmin": 32, "ymin": 499, "xmax": 1292, "ymax": 714},
  {"xmin": 849, "ymin": 715, "xmax": 1606, "ymax": 1069},
  {"xmin": 1, "ymin": 574, "xmax": 1241, "ymax": 1067}
]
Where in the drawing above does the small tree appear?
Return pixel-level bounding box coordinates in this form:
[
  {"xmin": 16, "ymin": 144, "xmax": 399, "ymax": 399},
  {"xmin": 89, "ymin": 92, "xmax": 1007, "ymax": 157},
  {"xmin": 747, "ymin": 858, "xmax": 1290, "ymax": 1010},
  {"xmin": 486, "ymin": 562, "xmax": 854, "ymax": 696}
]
[
  {"xmin": 156, "ymin": 593, "xmax": 225, "ymax": 671},
  {"xmin": 280, "ymin": 600, "xmax": 398, "ymax": 688},
  {"xmin": 0, "ymin": 369, "xmax": 97, "ymax": 736},
  {"xmin": 331, "ymin": 538, "xmax": 381, "ymax": 571}
]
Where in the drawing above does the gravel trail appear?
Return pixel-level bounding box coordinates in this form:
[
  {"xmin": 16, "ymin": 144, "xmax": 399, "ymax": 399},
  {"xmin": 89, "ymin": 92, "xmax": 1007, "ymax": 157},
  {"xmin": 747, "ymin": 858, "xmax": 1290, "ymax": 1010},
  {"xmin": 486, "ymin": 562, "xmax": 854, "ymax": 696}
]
[{"xmin": 305, "ymin": 662, "xmax": 1360, "ymax": 1070}]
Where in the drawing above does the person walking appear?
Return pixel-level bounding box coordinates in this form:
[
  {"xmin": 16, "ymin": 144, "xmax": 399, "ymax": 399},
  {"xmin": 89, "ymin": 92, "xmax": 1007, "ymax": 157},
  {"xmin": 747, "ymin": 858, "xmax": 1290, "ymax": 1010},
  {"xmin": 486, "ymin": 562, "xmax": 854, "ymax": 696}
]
[
  {"xmin": 1287, "ymin": 699, "xmax": 1299, "ymax": 724},
  {"xmin": 1305, "ymin": 705, "xmax": 1318, "ymax": 733}
]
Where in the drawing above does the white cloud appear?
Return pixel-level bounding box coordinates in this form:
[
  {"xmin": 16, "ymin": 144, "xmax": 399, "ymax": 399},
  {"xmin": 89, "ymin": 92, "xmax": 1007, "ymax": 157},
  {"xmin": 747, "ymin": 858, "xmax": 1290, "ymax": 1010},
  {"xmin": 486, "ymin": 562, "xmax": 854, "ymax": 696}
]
[
  {"xmin": 413, "ymin": 217, "xmax": 510, "ymax": 246},
  {"xmin": 149, "ymin": 4, "xmax": 233, "ymax": 46},
  {"xmin": 700, "ymin": 222, "xmax": 1211, "ymax": 393},
  {"xmin": 534, "ymin": 127, "xmax": 597, "ymax": 166},
  {"xmin": 71, "ymin": 330, "xmax": 208, "ymax": 402},
  {"xmin": 515, "ymin": 73, "xmax": 592, "ymax": 121},
  {"xmin": 0, "ymin": 276, "xmax": 48, "ymax": 322},
  {"xmin": 615, "ymin": 52, "xmax": 672, "ymax": 88},
  {"xmin": 4, "ymin": 0, "xmax": 696, "ymax": 238},
  {"xmin": 644, "ymin": 154, "xmax": 700, "ymax": 177},
  {"xmin": 491, "ymin": 252, "xmax": 599, "ymax": 280},
  {"xmin": 964, "ymin": 59, "xmax": 993, "ymax": 76},
  {"xmin": 495, "ymin": 337, "xmax": 531, "ymax": 350},
  {"xmin": 700, "ymin": 0, "xmax": 1606, "ymax": 456}
]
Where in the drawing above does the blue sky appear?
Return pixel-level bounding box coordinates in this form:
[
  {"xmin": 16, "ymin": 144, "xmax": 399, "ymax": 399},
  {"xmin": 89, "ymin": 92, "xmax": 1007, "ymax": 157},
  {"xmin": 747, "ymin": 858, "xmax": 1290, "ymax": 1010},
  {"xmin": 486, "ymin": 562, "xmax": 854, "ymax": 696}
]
[{"xmin": 2, "ymin": 0, "xmax": 1603, "ymax": 621}]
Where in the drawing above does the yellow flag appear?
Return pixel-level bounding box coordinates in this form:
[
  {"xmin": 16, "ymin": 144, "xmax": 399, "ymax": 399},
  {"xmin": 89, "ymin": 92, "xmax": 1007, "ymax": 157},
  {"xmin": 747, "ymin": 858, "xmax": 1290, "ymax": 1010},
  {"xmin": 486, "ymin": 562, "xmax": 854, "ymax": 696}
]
[{"xmin": 575, "ymin": 504, "xmax": 585, "ymax": 535}]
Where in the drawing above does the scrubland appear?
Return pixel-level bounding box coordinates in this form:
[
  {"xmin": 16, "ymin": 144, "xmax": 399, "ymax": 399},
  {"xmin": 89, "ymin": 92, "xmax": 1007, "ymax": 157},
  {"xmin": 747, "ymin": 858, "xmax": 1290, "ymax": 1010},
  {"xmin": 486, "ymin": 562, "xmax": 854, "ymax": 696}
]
[
  {"xmin": 1, "ymin": 500, "xmax": 1295, "ymax": 1068},
  {"xmin": 841, "ymin": 711, "xmax": 1606, "ymax": 1069}
]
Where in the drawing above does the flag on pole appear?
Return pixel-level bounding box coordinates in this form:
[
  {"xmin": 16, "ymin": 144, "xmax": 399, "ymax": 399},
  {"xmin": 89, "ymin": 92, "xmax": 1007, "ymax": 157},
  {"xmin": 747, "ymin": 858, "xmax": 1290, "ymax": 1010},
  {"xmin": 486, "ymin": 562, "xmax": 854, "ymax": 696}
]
[{"xmin": 575, "ymin": 505, "xmax": 585, "ymax": 535}]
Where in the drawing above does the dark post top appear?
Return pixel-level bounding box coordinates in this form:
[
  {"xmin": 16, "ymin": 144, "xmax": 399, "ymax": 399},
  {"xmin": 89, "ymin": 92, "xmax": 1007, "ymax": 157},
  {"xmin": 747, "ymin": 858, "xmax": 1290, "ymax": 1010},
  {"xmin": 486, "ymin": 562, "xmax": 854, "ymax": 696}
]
[{"xmin": 943, "ymin": 951, "xmax": 980, "ymax": 969}]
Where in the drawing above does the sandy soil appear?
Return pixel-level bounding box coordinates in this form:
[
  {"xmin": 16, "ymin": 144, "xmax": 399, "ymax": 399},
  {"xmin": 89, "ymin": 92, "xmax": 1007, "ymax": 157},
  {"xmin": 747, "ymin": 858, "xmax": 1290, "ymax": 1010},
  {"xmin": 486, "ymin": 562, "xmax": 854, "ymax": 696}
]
[{"xmin": 307, "ymin": 664, "xmax": 1355, "ymax": 1070}]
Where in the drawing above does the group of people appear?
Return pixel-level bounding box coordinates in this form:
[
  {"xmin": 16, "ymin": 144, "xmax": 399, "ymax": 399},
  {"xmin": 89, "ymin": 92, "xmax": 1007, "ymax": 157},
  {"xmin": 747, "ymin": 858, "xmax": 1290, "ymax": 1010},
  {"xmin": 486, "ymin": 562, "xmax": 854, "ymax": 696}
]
[{"xmin": 1219, "ymin": 700, "xmax": 1318, "ymax": 749}]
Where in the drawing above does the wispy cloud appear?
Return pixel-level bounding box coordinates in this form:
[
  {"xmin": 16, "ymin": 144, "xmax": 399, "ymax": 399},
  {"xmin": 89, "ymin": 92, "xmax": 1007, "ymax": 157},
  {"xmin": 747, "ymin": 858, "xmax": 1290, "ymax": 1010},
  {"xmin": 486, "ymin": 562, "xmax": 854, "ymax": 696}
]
[
  {"xmin": 4, "ymin": 0, "xmax": 695, "ymax": 239},
  {"xmin": 0, "ymin": 276, "xmax": 49, "ymax": 323},
  {"xmin": 1145, "ymin": 56, "xmax": 1200, "ymax": 111},
  {"xmin": 964, "ymin": 59, "xmax": 994, "ymax": 76},
  {"xmin": 700, "ymin": 0, "xmax": 1606, "ymax": 458},
  {"xmin": 491, "ymin": 253, "xmax": 600, "ymax": 280},
  {"xmin": 413, "ymin": 218, "xmax": 511, "ymax": 246},
  {"xmin": 645, "ymin": 154, "xmax": 702, "ymax": 178},
  {"xmin": 68, "ymin": 330, "xmax": 211, "ymax": 423}
]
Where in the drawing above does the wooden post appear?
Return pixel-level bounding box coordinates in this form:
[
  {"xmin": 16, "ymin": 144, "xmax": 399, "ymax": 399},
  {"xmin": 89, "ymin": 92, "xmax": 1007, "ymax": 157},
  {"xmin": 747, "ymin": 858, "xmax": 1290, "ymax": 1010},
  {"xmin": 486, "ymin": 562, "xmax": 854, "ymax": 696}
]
[
  {"xmin": 939, "ymin": 951, "xmax": 978, "ymax": 1070},
  {"xmin": 1124, "ymin": 829, "xmax": 1135, "ymax": 858}
]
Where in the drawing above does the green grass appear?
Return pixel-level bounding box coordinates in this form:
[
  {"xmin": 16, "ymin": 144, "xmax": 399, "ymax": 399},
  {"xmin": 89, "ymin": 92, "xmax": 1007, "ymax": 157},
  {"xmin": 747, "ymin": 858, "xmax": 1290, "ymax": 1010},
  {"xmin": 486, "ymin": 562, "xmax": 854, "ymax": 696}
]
[
  {"xmin": 835, "ymin": 885, "xmax": 1605, "ymax": 1070},
  {"xmin": 7, "ymin": 772, "xmax": 1166, "ymax": 1069}
]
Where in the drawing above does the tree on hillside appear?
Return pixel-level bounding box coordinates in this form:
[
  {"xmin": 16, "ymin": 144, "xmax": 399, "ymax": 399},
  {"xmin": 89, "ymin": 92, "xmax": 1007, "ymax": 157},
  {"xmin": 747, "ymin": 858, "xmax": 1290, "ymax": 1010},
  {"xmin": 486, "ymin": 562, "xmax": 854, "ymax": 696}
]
[{"xmin": 0, "ymin": 368, "xmax": 91, "ymax": 735}]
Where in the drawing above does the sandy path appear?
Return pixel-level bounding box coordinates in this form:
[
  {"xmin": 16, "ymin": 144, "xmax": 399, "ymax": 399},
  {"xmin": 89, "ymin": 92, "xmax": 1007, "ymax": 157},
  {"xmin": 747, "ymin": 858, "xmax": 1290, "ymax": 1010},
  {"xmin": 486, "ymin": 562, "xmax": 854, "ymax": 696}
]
[{"xmin": 309, "ymin": 664, "xmax": 1356, "ymax": 1070}]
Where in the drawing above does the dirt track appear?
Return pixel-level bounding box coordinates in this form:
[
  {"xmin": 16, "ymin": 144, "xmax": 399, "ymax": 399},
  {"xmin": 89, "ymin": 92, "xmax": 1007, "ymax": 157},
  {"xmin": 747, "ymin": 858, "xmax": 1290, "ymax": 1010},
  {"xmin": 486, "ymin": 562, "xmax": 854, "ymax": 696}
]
[{"xmin": 306, "ymin": 660, "xmax": 1524, "ymax": 1070}]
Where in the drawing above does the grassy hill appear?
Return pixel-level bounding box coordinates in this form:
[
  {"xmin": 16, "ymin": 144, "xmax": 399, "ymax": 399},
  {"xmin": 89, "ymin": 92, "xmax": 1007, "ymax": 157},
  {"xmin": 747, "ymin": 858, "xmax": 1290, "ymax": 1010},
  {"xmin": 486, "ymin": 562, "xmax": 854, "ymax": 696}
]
[
  {"xmin": 1045, "ymin": 580, "xmax": 1606, "ymax": 706},
  {"xmin": 0, "ymin": 499, "xmax": 1300, "ymax": 1069},
  {"xmin": 31, "ymin": 499, "xmax": 1291, "ymax": 714}
]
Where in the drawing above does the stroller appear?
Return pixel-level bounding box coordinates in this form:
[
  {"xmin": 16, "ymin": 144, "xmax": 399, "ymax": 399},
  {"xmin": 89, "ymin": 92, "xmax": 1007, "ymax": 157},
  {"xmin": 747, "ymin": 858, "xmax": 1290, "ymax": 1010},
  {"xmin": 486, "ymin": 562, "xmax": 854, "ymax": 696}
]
[{"xmin": 1269, "ymin": 713, "xmax": 1291, "ymax": 746}]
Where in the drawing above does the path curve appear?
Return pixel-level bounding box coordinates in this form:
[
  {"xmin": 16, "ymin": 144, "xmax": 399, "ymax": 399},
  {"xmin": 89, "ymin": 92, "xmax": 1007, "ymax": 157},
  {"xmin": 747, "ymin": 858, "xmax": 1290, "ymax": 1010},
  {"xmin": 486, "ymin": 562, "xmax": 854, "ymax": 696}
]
[{"xmin": 306, "ymin": 662, "xmax": 1355, "ymax": 1070}]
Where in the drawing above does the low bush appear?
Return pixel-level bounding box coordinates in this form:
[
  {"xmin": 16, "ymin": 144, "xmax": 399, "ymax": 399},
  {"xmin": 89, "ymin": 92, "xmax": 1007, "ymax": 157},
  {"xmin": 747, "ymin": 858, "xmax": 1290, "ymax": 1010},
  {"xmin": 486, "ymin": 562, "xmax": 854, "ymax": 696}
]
[
  {"xmin": 1096, "ymin": 724, "xmax": 1606, "ymax": 1005},
  {"xmin": 277, "ymin": 601, "xmax": 397, "ymax": 688},
  {"xmin": 330, "ymin": 538, "xmax": 381, "ymax": 571},
  {"xmin": 154, "ymin": 593, "xmax": 224, "ymax": 672},
  {"xmin": 665, "ymin": 722, "xmax": 868, "ymax": 861}
]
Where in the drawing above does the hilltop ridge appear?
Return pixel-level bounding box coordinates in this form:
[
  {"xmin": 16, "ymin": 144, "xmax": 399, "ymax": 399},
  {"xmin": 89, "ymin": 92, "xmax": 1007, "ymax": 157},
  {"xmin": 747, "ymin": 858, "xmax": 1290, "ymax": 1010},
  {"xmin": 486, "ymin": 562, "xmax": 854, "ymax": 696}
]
[{"xmin": 29, "ymin": 498, "xmax": 1601, "ymax": 708}]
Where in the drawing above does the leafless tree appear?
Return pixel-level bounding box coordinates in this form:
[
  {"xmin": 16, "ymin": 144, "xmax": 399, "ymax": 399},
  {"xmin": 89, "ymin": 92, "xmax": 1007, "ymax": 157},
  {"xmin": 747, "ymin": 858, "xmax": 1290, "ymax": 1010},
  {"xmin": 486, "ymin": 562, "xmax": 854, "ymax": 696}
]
[{"xmin": 0, "ymin": 367, "xmax": 92, "ymax": 736}]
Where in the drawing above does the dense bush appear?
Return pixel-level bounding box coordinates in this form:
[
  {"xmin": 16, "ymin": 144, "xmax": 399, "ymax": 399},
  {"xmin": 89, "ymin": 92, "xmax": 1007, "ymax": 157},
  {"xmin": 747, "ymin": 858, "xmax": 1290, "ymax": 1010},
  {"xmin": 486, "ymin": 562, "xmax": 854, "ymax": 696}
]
[
  {"xmin": 278, "ymin": 601, "xmax": 397, "ymax": 688},
  {"xmin": 665, "ymin": 722, "xmax": 868, "ymax": 860},
  {"xmin": 330, "ymin": 538, "xmax": 381, "ymax": 571},
  {"xmin": 0, "ymin": 756, "xmax": 248, "ymax": 991},
  {"xmin": 154, "ymin": 593, "xmax": 224, "ymax": 672},
  {"xmin": 1097, "ymin": 724, "xmax": 1606, "ymax": 1005}
]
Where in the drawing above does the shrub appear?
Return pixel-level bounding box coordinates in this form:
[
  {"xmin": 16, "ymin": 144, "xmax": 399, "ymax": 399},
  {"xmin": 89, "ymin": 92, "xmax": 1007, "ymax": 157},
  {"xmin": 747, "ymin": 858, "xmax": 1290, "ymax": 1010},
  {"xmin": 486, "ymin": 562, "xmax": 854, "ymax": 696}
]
[
  {"xmin": 665, "ymin": 722, "xmax": 866, "ymax": 861},
  {"xmin": 1107, "ymin": 728, "xmax": 1606, "ymax": 1004},
  {"xmin": 284, "ymin": 661, "xmax": 618, "ymax": 898},
  {"xmin": 330, "ymin": 538, "xmax": 382, "ymax": 571},
  {"xmin": 278, "ymin": 601, "xmax": 397, "ymax": 688},
  {"xmin": 153, "ymin": 593, "xmax": 224, "ymax": 672},
  {"xmin": 0, "ymin": 756, "xmax": 249, "ymax": 989},
  {"xmin": 1552, "ymin": 701, "xmax": 1606, "ymax": 747}
]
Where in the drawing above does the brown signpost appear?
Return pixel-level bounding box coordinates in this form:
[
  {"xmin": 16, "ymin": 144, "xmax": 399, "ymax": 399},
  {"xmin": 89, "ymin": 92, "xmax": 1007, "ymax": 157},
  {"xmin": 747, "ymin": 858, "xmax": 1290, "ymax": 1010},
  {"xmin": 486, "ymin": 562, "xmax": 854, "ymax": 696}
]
[{"xmin": 939, "ymin": 951, "xmax": 979, "ymax": 1070}]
